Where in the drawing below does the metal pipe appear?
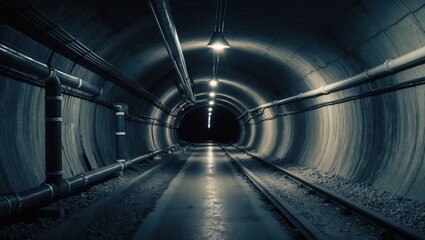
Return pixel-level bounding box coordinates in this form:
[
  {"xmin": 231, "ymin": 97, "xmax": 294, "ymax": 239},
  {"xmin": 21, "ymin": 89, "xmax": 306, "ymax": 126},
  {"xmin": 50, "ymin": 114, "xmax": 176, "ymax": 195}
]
[
  {"xmin": 45, "ymin": 75, "xmax": 63, "ymax": 188},
  {"xmin": 114, "ymin": 104, "xmax": 127, "ymax": 166},
  {"xmin": 214, "ymin": 0, "xmax": 228, "ymax": 32},
  {"xmin": 149, "ymin": 0, "xmax": 196, "ymax": 104},
  {"xmin": 0, "ymin": 43, "xmax": 102, "ymax": 96},
  {"xmin": 244, "ymin": 75, "xmax": 425, "ymax": 126},
  {"xmin": 0, "ymin": 145, "xmax": 177, "ymax": 219},
  {"xmin": 0, "ymin": 0, "xmax": 172, "ymax": 115},
  {"xmin": 238, "ymin": 45, "xmax": 425, "ymax": 120}
]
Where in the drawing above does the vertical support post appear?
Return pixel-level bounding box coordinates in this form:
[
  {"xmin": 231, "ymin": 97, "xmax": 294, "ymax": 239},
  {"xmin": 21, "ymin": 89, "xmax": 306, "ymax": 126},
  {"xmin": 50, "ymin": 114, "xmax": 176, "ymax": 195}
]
[
  {"xmin": 45, "ymin": 73, "xmax": 62, "ymax": 189},
  {"xmin": 114, "ymin": 103, "xmax": 127, "ymax": 169}
]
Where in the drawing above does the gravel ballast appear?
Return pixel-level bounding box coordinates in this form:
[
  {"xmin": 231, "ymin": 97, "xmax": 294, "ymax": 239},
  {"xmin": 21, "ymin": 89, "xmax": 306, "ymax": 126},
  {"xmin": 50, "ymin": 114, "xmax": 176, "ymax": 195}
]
[
  {"xmin": 284, "ymin": 164, "xmax": 425, "ymax": 234},
  {"xmin": 0, "ymin": 152, "xmax": 187, "ymax": 240},
  {"xmin": 226, "ymin": 149, "xmax": 381, "ymax": 239},
  {"xmin": 75, "ymin": 153, "xmax": 188, "ymax": 239},
  {"xmin": 247, "ymin": 149, "xmax": 425, "ymax": 235}
]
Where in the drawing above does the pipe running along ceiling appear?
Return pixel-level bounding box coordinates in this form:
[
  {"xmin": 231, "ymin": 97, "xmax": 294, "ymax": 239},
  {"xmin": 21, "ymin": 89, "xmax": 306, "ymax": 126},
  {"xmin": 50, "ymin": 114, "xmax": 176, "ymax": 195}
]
[{"xmin": 0, "ymin": 0, "xmax": 425, "ymax": 203}]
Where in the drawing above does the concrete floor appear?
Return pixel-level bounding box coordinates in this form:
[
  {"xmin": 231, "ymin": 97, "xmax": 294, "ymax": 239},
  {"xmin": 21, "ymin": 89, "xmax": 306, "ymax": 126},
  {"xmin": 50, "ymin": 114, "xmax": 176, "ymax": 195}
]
[{"xmin": 132, "ymin": 143, "xmax": 290, "ymax": 240}]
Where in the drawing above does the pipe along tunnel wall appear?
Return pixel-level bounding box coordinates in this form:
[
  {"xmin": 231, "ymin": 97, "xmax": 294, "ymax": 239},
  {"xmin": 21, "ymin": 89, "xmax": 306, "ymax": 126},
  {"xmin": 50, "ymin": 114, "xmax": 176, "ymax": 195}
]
[{"xmin": 0, "ymin": 0, "xmax": 424, "ymax": 209}]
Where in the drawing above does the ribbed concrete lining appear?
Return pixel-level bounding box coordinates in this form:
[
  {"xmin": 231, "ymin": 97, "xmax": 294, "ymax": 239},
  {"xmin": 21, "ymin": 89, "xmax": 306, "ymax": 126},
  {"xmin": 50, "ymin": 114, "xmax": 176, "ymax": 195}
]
[{"xmin": 0, "ymin": 1, "xmax": 424, "ymax": 202}]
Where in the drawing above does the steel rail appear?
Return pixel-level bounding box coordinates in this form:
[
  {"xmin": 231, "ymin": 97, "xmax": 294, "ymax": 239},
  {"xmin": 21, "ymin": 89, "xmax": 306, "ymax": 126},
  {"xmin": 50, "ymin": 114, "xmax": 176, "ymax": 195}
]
[
  {"xmin": 219, "ymin": 144, "xmax": 327, "ymax": 240},
  {"xmin": 233, "ymin": 145, "xmax": 425, "ymax": 240}
]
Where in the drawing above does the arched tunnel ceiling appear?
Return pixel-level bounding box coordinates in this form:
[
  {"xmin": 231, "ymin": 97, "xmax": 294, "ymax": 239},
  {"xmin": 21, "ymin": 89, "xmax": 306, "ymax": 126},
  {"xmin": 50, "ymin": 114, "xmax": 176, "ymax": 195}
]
[
  {"xmin": 1, "ymin": 0, "xmax": 425, "ymax": 203},
  {"xmin": 24, "ymin": 0, "xmax": 367, "ymax": 117}
]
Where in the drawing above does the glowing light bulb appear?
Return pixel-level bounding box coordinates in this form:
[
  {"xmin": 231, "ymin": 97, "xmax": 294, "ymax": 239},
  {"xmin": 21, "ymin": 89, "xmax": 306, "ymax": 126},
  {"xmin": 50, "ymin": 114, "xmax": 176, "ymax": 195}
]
[
  {"xmin": 209, "ymin": 100, "xmax": 214, "ymax": 105},
  {"xmin": 209, "ymin": 92, "xmax": 216, "ymax": 98},
  {"xmin": 210, "ymin": 79, "xmax": 218, "ymax": 87}
]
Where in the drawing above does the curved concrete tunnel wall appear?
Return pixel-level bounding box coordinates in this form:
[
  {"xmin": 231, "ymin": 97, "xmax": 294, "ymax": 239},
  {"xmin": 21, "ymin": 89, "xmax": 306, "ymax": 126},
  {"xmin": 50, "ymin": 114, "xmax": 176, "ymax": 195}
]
[
  {"xmin": 238, "ymin": 1, "xmax": 425, "ymax": 202},
  {"xmin": 0, "ymin": 0, "xmax": 424, "ymax": 204}
]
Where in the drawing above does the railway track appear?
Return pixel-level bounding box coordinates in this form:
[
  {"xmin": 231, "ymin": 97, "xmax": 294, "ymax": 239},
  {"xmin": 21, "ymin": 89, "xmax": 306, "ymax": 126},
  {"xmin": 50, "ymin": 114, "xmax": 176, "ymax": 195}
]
[{"xmin": 220, "ymin": 144, "xmax": 425, "ymax": 240}]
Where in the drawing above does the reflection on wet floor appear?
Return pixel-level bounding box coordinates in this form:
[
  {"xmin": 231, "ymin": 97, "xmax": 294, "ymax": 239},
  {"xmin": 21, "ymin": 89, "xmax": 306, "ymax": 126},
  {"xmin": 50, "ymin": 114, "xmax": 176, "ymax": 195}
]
[{"xmin": 132, "ymin": 143, "xmax": 290, "ymax": 240}]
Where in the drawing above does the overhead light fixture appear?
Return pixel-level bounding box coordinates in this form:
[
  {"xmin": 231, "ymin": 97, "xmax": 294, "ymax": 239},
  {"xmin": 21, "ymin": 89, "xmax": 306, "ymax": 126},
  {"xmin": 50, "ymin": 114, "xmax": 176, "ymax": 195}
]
[
  {"xmin": 207, "ymin": 31, "xmax": 231, "ymax": 51},
  {"xmin": 209, "ymin": 92, "xmax": 216, "ymax": 98},
  {"xmin": 208, "ymin": 107, "xmax": 212, "ymax": 111},
  {"xmin": 208, "ymin": 112, "xmax": 212, "ymax": 116},
  {"xmin": 210, "ymin": 79, "xmax": 218, "ymax": 87},
  {"xmin": 209, "ymin": 100, "xmax": 215, "ymax": 105}
]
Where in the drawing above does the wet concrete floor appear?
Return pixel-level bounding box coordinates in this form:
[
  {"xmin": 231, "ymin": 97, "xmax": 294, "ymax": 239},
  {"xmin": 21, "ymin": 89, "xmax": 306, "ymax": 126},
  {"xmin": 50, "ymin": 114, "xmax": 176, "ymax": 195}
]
[{"xmin": 133, "ymin": 143, "xmax": 290, "ymax": 240}]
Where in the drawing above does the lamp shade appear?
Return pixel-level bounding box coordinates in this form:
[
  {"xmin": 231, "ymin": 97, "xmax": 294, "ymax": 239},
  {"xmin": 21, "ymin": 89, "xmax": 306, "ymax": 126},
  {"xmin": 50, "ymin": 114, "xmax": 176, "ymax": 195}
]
[{"xmin": 207, "ymin": 31, "xmax": 231, "ymax": 50}]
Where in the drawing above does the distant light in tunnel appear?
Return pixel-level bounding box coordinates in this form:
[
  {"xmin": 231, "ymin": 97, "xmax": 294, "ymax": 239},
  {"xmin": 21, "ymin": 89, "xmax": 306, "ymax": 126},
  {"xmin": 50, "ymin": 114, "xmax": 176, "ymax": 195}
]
[
  {"xmin": 208, "ymin": 107, "xmax": 212, "ymax": 112},
  {"xmin": 209, "ymin": 79, "xmax": 218, "ymax": 87},
  {"xmin": 207, "ymin": 32, "xmax": 231, "ymax": 51},
  {"xmin": 209, "ymin": 92, "xmax": 216, "ymax": 98},
  {"xmin": 208, "ymin": 112, "xmax": 212, "ymax": 116},
  {"xmin": 209, "ymin": 100, "xmax": 215, "ymax": 105}
]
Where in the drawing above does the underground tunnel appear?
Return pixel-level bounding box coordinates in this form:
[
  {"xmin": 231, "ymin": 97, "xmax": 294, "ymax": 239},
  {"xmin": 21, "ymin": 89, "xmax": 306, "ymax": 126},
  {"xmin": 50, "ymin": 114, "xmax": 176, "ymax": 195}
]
[
  {"xmin": 0, "ymin": 0, "xmax": 425, "ymax": 239},
  {"xmin": 178, "ymin": 106, "xmax": 240, "ymax": 142}
]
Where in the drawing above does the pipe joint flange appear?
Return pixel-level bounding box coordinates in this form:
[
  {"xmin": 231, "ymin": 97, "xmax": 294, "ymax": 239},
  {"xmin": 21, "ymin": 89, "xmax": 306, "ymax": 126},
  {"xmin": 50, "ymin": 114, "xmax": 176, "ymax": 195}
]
[
  {"xmin": 259, "ymin": 108, "xmax": 265, "ymax": 114},
  {"xmin": 76, "ymin": 77, "xmax": 83, "ymax": 89},
  {"xmin": 2, "ymin": 195, "xmax": 12, "ymax": 216},
  {"xmin": 42, "ymin": 183, "xmax": 55, "ymax": 198},
  {"xmin": 79, "ymin": 174, "xmax": 89, "ymax": 187},
  {"xmin": 384, "ymin": 59, "xmax": 393, "ymax": 72},
  {"xmin": 117, "ymin": 159, "xmax": 126, "ymax": 170},
  {"xmin": 320, "ymin": 86, "xmax": 329, "ymax": 95},
  {"xmin": 63, "ymin": 179, "xmax": 71, "ymax": 193},
  {"xmin": 364, "ymin": 69, "xmax": 371, "ymax": 79},
  {"xmin": 43, "ymin": 66, "xmax": 57, "ymax": 82},
  {"xmin": 45, "ymin": 95, "xmax": 63, "ymax": 101},
  {"xmin": 14, "ymin": 193, "xmax": 23, "ymax": 212},
  {"xmin": 113, "ymin": 103, "xmax": 128, "ymax": 112},
  {"xmin": 45, "ymin": 170, "xmax": 63, "ymax": 176}
]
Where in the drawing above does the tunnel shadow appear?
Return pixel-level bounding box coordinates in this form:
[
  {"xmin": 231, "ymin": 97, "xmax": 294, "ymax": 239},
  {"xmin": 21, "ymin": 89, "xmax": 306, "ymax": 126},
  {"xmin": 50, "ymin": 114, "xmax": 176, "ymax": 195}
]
[{"xmin": 178, "ymin": 107, "xmax": 240, "ymax": 143}]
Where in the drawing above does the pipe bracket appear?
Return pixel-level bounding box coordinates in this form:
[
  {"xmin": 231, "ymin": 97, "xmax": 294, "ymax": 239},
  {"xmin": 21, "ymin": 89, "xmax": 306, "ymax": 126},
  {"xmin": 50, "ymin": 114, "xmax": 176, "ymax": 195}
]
[{"xmin": 42, "ymin": 183, "xmax": 55, "ymax": 198}]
